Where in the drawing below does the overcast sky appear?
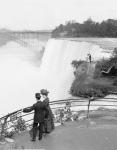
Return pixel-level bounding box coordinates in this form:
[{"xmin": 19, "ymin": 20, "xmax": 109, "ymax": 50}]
[{"xmin": 0, "ymin": 0, "xmax": 117, "ymax": 30}]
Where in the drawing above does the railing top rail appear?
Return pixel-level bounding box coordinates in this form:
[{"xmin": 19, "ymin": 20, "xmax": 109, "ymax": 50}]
[
  {"xmin": 0, "ymin": 109, "xmax": 22, "ymax": 120},
  {"xmin": 1, "ymin": 97, "xmax": 117, "ymax": 120},
  {"xmin": 50, "ymin": 99, "xmax": 117, "ymax": 105},
  {"xmin": 50, "ymin": 97, "xmax": 117, "ymax": 103}
]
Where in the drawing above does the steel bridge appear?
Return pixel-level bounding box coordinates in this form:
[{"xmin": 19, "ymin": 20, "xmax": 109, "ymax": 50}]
[{"xmin": 0, "ymin": 31, "xmax": 51, "ymax": 49}]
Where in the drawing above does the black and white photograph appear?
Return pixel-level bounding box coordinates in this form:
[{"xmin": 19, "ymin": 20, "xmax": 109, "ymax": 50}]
[{"xmin": 0, "ymin": 0, "xmax": 117, "ymax": 149}]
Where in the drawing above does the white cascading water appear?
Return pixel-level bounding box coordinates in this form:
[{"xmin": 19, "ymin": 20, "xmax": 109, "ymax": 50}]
[
  {"xmin": 0, "ymin": 38, "xmax": 111, "ymax": 116},
  {"xmin": 39, "ymin": 39, "xmax": 111, "ymax": 100}
]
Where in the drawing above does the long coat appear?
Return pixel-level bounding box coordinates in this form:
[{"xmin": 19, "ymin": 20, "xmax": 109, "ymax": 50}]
[
  {"xmin": 43, "ymin": 97, "xmax": 55, "ymax": 132},
  {"xmin": 23, "ymin": 101, "xmax": 48, "ymax": 123}
]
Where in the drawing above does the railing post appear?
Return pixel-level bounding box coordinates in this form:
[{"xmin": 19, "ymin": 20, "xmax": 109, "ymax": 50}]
[
  {"xmin": 87, "ymin": 100, "xmax": 91, "ymax": 119},
  {"xmin": 87, "ymin": 97, "xmax": 95, "ymax": 120}
]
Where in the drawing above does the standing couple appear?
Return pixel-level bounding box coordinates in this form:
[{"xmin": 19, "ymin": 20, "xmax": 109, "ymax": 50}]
[{"xmin": 23, "ymin": 89, "xmax": 54, "ymax": 141}]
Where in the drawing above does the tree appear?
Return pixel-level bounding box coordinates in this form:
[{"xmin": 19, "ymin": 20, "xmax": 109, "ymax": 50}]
[{"xmin": 52, "ymin": 18, "xmax": 117, "ymax": 37}]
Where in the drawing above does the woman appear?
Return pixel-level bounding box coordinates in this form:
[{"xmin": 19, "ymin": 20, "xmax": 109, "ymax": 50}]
[{"xmin": 40, "ymin": 89, "xmax": 54, "ymax": 133}]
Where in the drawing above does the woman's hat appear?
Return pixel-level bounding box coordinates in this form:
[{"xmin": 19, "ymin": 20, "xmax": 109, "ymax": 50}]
[{"xmin": 40, "ymin": 89, "xmax": 49, "ymax": 95}]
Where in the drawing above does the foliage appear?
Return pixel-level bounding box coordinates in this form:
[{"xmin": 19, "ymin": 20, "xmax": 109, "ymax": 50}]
[
  {"xmin": 13, "ymin": 117, "xmax": 27, "ymax": 132},
  {"xmin": 1, "ymin": 117, "xmax": 27, "ymax": 138},
  {"xmin": 70, "ymin": 56, "xmax": 117, "ymax": 98},
  {"xmin": 94, "ymin": 59, "xmax": 109, "ymax": 78},
  {"xmin": 112, "ymin": 47, "xmax": 117, "ymax": 57},
  {"xmin": 71, "ymin": 60, "xmax": 85, "ymax": 69},
  {"xmin": 70, "ymin": 80, "xmax": 113, "ymax": 98},
  {"xmin": 52, "ymin": 18, "xmax": 117, "ymax": 38},
  {"xmin": 94, "ymin": 48, "xmax": 117, "ymax": 78},
  {"xmin": 54, "ymin": 107, "xmax": 73, "ymax": 123},
  {"xmin": 5, "ymin": 130, "xmax": 16, "ymax": 138}
]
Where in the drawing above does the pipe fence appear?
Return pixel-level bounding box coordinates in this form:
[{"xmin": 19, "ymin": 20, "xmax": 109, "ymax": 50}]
[{"xmin": 0, "ymin": 97, "xmax": 117, "ymax": 141}]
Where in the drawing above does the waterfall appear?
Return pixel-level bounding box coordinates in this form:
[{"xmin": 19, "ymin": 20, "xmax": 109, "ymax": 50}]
[
  {"xmin": 39, "ymin": 38, "xmax": 111, "ymax": 100},
  {"xmin": 0, "ymin": 38, "xmax": 111, "ymax": 116}
]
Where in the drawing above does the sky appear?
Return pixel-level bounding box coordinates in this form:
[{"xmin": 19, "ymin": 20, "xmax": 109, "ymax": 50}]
[{"xmin": 0, "ymin": 0, "xmax": 117, "ymax": 30}]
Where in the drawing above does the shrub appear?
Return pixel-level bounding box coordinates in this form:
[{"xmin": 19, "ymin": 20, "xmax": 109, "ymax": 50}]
[
  {"xmin": 70, "ymin": 80, "xmax": 113, "ymax": 98},
  {"xmin": 70, "ymin": 53, "xmax": 117, "ymax": 99},
  {"xmin": 112, "ymin": 47, "xmax": 117, "ymax": 58},
  {"xmin": 13, "ymin": 117, "xmax": 27, "ymax": 132},
  {"xmin": 5, "ymin": 130, "xmax": 16, "ymax": 138},
  {"xmin": 94, "ymin": 50, "xmax": 117, "ymax": 78},
  {"xmin": 71, "ymin": 60, "xmax": 85, "ymax": 69},
  {"xmin": 94, "ymin": 60, "xmax": 105, "ymax": 78}
]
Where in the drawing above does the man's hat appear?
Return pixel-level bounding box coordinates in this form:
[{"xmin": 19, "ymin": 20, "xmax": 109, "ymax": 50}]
[
  {"xmin": 40, "ymin": 89, "xmax": 49, "ymax": 95},
  {"xmin": 35, "ymin": 93, "xmax": 41, "ymax": 99}
]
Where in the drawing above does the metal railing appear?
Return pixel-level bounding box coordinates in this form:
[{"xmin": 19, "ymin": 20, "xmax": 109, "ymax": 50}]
[{"xmin": 0, "ymin": 97, "xmax": 117, "ymax": 141}]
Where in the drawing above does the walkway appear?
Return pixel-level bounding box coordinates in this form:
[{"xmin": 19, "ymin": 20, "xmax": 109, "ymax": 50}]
[{"xmin": 1, "ymin": 120, "xmax": 117, "ymax": 150}]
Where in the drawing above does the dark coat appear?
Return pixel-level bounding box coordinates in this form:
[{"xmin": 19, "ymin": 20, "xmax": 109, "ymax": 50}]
[
  {"xmin": 43, "ymin": 97, "xmax": 49, "ymax": 107},
  {"xmin": 43, "ymin": 97, "xmax": 53, "ymax": 116},
  {"xmin": 23, "ymin": 101, "xmax": 48, "ymax": 123},
  {"xmin": 43, "ymin": 97, "xmax": 55, "ymax": 132},
  {"xmin": 43, "ymin": 97, "xmax": 50, "ymax": 118}
]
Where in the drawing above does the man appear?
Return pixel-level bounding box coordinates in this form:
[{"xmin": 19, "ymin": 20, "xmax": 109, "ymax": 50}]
[
  {"xmin": 87, "ymin": 53, "xmax": 92, "ymax": 63},
  {"xmin": 23, "ymin": 93, "xmax": 48, "ymax": 141}
]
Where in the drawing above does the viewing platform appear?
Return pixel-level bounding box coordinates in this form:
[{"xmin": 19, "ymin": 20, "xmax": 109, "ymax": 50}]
[
  {"xmin": 1, "ymin": 96, "xmax": 117, "ymax": 149},
  {"xmin": 1, "ymin": 120, "xmax": 117, "ymax": 150}
]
